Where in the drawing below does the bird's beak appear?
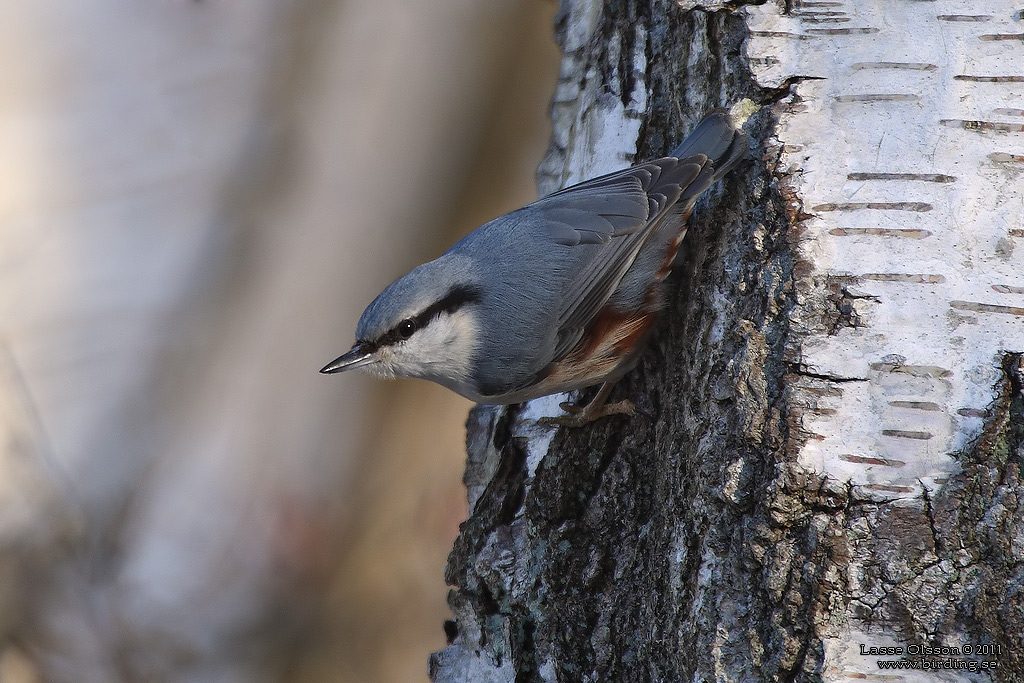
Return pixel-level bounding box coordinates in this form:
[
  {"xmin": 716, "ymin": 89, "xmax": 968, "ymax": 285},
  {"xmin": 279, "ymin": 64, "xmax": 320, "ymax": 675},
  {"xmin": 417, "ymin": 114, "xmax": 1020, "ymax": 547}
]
[{"xmin": 320, "ymin": 343, "xmax": 375, "ymax": 374}]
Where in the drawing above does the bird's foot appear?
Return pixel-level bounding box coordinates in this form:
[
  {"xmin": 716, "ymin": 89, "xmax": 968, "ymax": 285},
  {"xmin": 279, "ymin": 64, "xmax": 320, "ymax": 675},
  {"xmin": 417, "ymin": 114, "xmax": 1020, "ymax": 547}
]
[{"xmin": 538, "ymin": 383, "xmax": 634, "ymax": 427}]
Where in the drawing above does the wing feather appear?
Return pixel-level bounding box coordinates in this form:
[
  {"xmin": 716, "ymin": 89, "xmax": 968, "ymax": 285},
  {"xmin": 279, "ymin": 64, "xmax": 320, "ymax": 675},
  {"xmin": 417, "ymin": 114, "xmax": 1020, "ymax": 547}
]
[
  {"xmin": 499, "ymin": 111, "xmax": 748, "ymax": 373},
  {"xmin": 523, "ymin": 157, "xmax": 706, "ymax": 360}
]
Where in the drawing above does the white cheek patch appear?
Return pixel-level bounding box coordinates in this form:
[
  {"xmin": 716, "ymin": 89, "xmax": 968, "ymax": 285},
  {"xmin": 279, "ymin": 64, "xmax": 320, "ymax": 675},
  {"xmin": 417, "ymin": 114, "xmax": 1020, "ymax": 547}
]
[
  {"xmin": 400, "ymin": 311, "xmax": 479, "ymax": 382},
  {"xmin": 365, "ymin": 310, "xmax": 480, "ymax": 384}
]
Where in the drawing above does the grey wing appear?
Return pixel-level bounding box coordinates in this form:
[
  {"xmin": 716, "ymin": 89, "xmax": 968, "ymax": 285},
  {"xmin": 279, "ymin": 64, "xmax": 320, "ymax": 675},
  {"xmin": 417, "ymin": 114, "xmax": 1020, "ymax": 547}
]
[{"xmin": 529, "ymin": 157, "xmax": 707, "ymax": 360}]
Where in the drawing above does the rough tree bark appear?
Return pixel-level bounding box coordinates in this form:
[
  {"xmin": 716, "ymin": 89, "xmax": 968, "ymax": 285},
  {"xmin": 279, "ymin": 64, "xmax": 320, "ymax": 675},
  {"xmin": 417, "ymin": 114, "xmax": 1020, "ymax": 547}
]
[{"xmin": 430, "ymin": 0, "xmax": 1024, "ymax": 681}]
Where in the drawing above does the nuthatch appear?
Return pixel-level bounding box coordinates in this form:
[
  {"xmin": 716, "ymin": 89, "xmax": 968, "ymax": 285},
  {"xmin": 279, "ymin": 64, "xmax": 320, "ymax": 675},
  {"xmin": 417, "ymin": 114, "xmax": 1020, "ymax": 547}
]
[{"xmin": 321, "ymin": 111, "xmax": 747, "ymax": 426}]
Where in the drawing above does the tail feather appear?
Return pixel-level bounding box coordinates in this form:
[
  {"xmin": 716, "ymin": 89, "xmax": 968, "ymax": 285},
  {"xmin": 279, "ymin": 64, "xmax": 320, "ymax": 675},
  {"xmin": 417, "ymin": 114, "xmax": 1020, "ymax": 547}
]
[
  {"xmin": 667, "ymin": 110, "xmax": 748, "ymax": 205},
  {"xmin": 669, "ymin": 110, "xmax": 748, "ymax": 183}
]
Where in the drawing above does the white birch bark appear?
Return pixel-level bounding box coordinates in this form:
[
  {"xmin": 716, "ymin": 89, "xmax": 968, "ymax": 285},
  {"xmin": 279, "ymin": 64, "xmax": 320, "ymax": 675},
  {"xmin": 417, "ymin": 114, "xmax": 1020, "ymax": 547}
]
[
  {"xmin": 747, "ymin": 1, "xmax": 1023, "ymax": 677},
  {"xmin": 748, "ymin": 0, "xmax": 1023, "ymax": 489}
]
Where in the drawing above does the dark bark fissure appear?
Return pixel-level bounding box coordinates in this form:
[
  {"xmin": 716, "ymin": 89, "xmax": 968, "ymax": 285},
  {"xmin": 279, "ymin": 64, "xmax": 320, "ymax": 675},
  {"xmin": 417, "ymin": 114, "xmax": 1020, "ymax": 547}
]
[{"xmin": 594, "ymin": 0, "xmax": 649, "ymax": 110}]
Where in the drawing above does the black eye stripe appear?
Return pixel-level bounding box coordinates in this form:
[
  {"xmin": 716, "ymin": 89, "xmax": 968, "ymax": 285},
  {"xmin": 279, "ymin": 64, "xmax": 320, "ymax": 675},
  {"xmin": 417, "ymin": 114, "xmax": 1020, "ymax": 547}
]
[
  {"xmin": 416, "ymin": 285, "xmax": 483, "ymax": 324},
  {"xmin": 374, "ymin": 285, "xmax": 482, "ymax": 348}
]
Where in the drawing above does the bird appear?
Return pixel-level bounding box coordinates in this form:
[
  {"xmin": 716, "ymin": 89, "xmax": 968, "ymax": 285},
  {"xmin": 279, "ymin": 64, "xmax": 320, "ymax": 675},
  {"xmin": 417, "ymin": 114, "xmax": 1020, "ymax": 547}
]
[{"xmin": 321, "ymin": 110, "xmax": 748, "ymax": 426}]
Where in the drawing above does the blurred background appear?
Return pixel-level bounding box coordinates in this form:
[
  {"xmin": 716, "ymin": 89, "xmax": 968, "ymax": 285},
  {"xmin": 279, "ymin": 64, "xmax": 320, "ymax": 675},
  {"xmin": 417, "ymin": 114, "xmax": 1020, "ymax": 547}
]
[{"xmin": 0, "ymin": 1, "xmax": 558, "ymax": 681}]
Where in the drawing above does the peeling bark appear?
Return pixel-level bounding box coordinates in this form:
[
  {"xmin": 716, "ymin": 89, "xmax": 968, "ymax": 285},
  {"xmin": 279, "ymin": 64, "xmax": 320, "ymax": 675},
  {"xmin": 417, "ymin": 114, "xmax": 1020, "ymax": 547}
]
[{"xmin": 431, "ymin": 0, "xmax": 1024, "ymax": 681}]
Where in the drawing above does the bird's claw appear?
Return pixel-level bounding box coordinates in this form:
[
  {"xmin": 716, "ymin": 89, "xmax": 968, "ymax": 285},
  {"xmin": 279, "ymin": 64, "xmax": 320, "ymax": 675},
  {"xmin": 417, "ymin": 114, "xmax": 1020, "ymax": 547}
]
[
  {"xmin": 558, "ymin": 400, "xmax": 583, "ymax": 414},
  {"xmin": 539, "ymin": 398, "xmax": 636, "ymax": 428}
]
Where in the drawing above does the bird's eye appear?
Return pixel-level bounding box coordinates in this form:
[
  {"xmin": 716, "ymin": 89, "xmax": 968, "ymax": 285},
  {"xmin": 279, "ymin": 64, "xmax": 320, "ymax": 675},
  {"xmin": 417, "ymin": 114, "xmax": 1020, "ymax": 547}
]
[{"xmin": 398, "ymin": 319, "xmax": 416, "ymax": 339}]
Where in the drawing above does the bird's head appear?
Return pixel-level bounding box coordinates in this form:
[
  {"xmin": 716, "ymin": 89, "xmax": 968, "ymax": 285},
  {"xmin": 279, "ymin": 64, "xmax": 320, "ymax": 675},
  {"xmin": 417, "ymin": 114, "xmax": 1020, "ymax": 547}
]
[{"xmin": 320, "ymin": 256, "xmax": 483, "ymax": 390}]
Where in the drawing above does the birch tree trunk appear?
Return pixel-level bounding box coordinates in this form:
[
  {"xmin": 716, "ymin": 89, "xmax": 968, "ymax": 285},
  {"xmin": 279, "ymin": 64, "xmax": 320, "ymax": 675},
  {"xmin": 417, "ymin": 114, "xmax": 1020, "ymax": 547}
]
[{"xmin": 431, "ymin": 0, "xmax": 1024, "ymax": 680}]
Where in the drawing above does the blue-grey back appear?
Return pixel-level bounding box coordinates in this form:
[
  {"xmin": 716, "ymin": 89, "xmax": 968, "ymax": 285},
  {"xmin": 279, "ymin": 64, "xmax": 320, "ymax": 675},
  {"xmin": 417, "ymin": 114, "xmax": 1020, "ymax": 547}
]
[{"xmin": 444, "ymin": 209, "xmax": 588, "ymax": 394}]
